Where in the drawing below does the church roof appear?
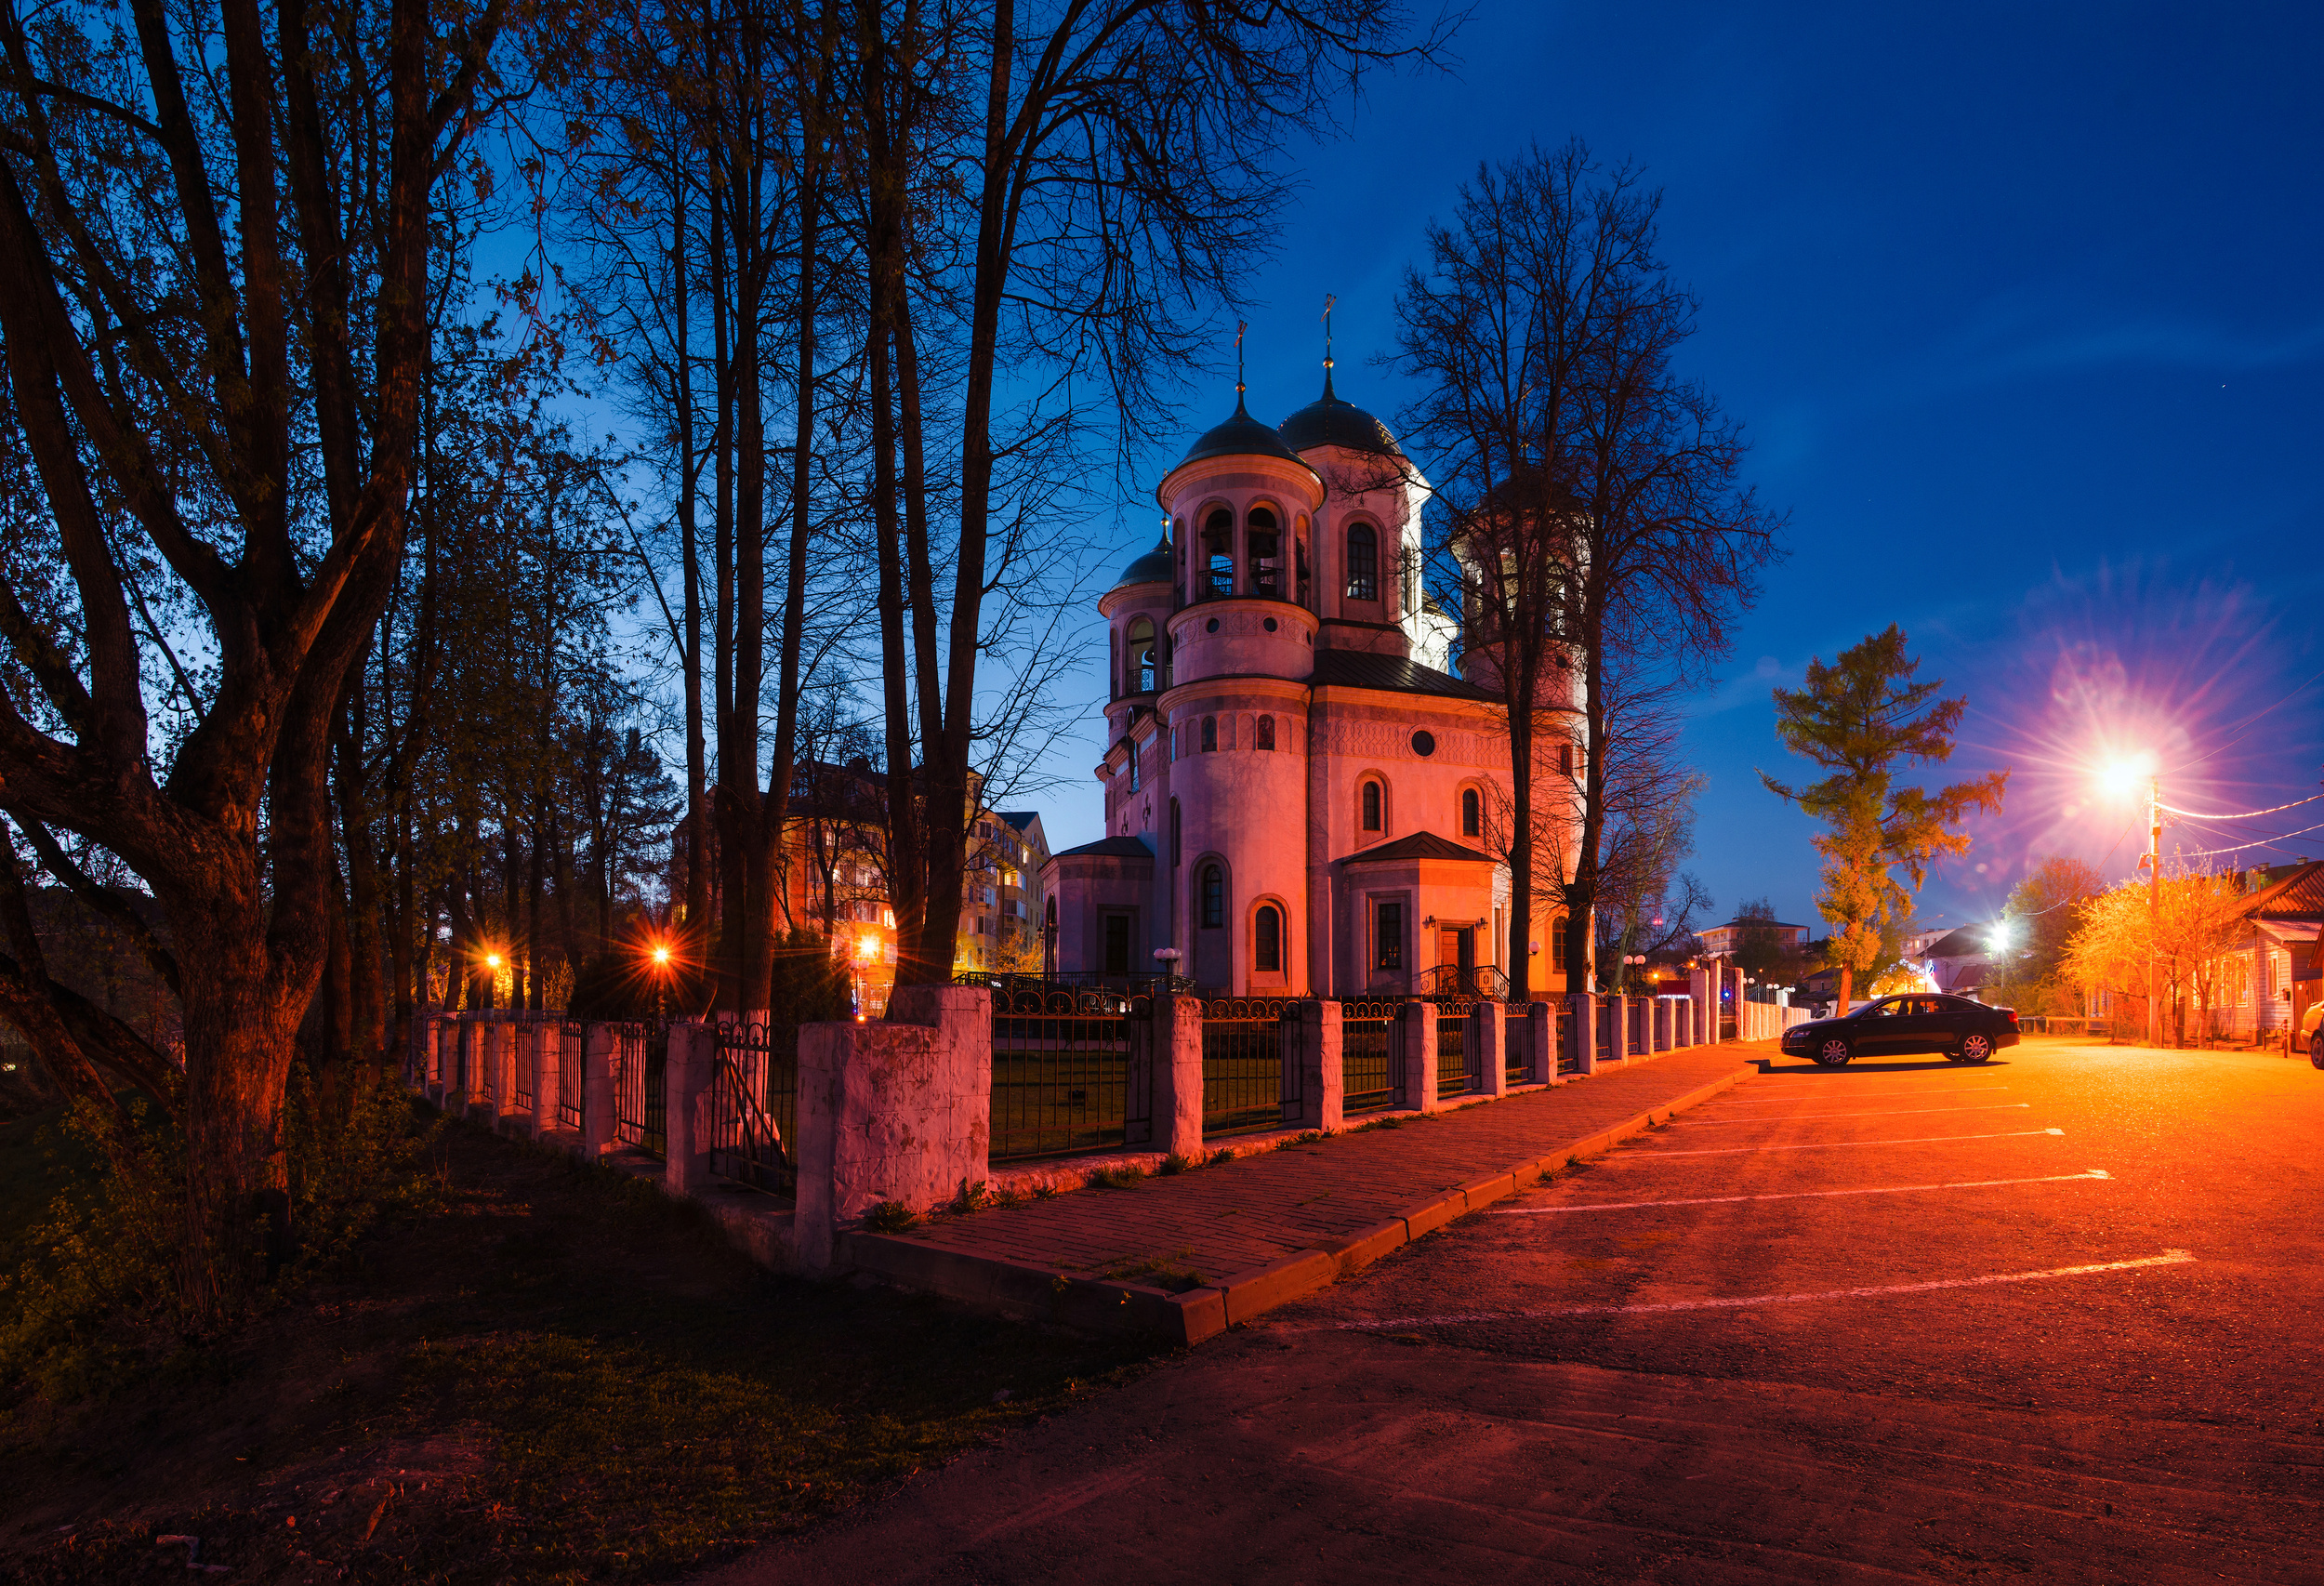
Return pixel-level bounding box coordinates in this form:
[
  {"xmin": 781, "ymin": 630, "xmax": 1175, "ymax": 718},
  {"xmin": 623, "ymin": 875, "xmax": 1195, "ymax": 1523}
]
[
  {"xmin": 1340, "ymin": 831, "xmax": 1498, "ymax": 866},
  {"xmin": 1309, "ymin": 649, "xmax": 1497, "ymax": 700},
  {"xmin": 1051, "ymin": 835, "xmax": 1155, "ymax": 862},
  {"xmin": 1175, "ymin": 396, "xmax": 1316, "ymax": 475},
  {"xmin": 1278, "ymin": 371, "xmax": 1406, "ymax": 461},
  {"xmin": 1109, "ymin": 536, "xmax": 1173, "ymax": 591}
]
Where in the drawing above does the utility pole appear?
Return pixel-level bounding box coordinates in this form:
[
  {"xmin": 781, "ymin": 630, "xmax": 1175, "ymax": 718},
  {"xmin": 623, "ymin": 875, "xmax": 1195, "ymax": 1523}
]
[{"xmin": 2146, "ymin": 773, "xmax": 2161, "ymax": 1048}]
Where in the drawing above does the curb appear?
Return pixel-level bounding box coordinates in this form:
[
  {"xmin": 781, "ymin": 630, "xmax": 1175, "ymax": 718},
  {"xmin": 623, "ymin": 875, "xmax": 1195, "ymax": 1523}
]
[{"xmin": 854, "ymin": 1058, "xmax": 1759, "ymax": 1346}]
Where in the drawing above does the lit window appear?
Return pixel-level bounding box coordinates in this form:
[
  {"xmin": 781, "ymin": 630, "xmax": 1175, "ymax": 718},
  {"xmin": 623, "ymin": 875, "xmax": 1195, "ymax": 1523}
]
[
  {"xmin": 1376, "ymin": 900, "xmax": 1403, "ymax": 971},
  {"xmin": 1346, "ymin": 523, "xmax": 1378, "ymax": 601},
  {"xmin": 1128, "ymin": 615, "xmax": 1157, "ymax": 694}
]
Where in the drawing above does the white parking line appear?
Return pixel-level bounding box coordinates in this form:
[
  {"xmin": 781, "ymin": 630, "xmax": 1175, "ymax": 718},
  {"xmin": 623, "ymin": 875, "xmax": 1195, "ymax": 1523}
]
[
  {"xmin": 1490, "ymin": 1168, "xmax": 2111, "ymax": 1214},
  {"xmin": 1320, "ymin": 1249, "xmax": 2195, "ymax": 1329},
  {"xmin": 1641, "ymin": 1127, "xmax": 2065, "ymax": 1158},
  {"xmin": 1674, "ymin": 1103, "xmax": 2031, "ymax": 1125}
]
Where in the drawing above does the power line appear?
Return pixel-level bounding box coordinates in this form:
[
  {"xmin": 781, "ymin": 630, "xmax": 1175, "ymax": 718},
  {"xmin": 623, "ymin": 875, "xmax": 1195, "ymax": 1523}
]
[
  {"xmin": 2172, "ymin": 818, "xmax": 2324, "ymax": 860},
  {"xmin": 2156, "ymin": 791, "xmax": 2324, "ymax": 821}
]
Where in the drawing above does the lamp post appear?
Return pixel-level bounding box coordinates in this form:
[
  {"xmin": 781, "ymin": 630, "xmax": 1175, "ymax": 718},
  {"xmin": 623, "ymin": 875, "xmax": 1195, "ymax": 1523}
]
[{"xmin": 2146, "ymin": 772, "xmax": 2161, "ymax": 1048}]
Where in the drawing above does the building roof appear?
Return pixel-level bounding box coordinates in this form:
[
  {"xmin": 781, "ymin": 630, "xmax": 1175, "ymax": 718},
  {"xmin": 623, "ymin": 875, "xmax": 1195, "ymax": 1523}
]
[
  {"xmin": 1308, "ymin": 649, "xmax": 1496, "ymax": 700},
  {"xmin": 998, "ymin": 811, "xmax": 1040, "ymax": 832},
  {"xmin": 1921, "ymin": 925, "xmax": 1996, "ymax": 959},
  {"xmin": 1277, "ymin": 371, "xmax": 1406, "ymax": 461},
  {"xmin": 1050, "ymin": 834, "xmax": 1155, "ymax": 862},
  {"xmin": 1709, "ymin": 917, "xmax": 1808, "ymax": 932},
  {"xmin": 1339, "ymin": 830, "xmax": 1498, "ymax": 866},
  {"xmin": 1174, "ymin": 396, "xmax": 1317, "ymax": 475},
  {"xmin": 1109, "ymin": 536, "xmax": 1172, "ymax": 591},
  {"xmin": 2241, "ymin": 859, "xmax": 2324, "ymax": 920}
]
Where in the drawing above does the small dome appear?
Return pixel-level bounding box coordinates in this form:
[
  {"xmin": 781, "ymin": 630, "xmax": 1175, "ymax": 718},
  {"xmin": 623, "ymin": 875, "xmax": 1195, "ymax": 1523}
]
[
  {"xmin": 1111, "ymin": 535, "xmax": 1172, "ymax": 589},
  {"xmin": 1176, "ymin": 395, "xmax": 1314, "ymax": 472},
  {"xmin": 1278, "ymin": 370, "xmax": 1405, "ymax": 460}
]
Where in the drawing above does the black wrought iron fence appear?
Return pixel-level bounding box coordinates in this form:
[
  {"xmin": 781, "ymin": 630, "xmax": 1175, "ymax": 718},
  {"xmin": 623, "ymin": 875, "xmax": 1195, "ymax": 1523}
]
[
  {"xmin": 708, "ymin": 1019, "xmax": 796, "ymax": 1193},
  {"xmin": 1628, "ymin": 998, "xmax": 1646, "ymax": 1056},
  {"xmin": 1201, "ymin": 998, "xmax": 1299, "ymax": 1136},
  {"xmin": 557, "ymin": 1021, "xmax": 586, "ymax": 1131},
  {"xmin": 1339, "ymin": 999, "xmax": 1403, "ymax": 1114},
  {"xmin": 1414, "ymin": 964, "xmax": 1511, "ymax": 1000},
  {"xmin": 1504, "ymin": 1006, "xmax": 1532, "ymax": 1086},
  {"xmin": 510, "ymin": 1024, "xmax": 535, "ymax": 1114},
  {"xmin": 1433, "ymin": 1000, "xmax": 1474, "ymax": 1099},
  {"xmin": 612, "ymin": 1022, "xmax": 667, "ymax": 1156},
  {"xmin": 1595, "ymin": 1000, "xmax": 1614, "ymax": 1064},
  {"xmin": 1559, "ymin": 1004, "xmax": 1580, "ymax": 1074},
  {"xmin": 990, "ymin": 986, "xmax": 1155, "ymax": 1162}
]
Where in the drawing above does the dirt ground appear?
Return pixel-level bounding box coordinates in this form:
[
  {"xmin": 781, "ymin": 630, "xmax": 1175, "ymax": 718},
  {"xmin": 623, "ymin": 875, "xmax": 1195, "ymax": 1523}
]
[{"xmin": 0, "ymin": 1118, "xmax": 1146, "ymax": 1584}]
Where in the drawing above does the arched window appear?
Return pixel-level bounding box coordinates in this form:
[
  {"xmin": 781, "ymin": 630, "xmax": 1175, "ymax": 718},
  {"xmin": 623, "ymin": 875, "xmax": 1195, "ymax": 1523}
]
[
  {"xmin": 1345, "ymin": 522, "xmax": 1378, "ymax": 601},
  {"xmin": 1127, "ymin": 745, "xmax": 1140, "ymax": 793},
  {"xmin": 1551, "ymin": 919, "xmax": 1568, "ymax": 974},
  {"xmin": 1559, "ymin": 741, "xmax": 1576, "ymax": 776},
  {"xmin": 1108, "ymin": 628, "xmax": 1119, "ymax": 699},
  {"xmin": 1127, "ymin": 615, "xmax": 1156, "ymax": 694},
  {"xmin": 1361, "ymin": 779, "xmax": 1383, "ymax": 832},
  {"xmin": 1296, "ymin": 537, "xmax": 1311, "ymax": 605},
  {"xmin": 1200, "ymin": 865, "xmax": 1224, "ymax": 929},
  {"xmin": 1255, "ymin": 715, "xmax": 1275, "ymax": 751},
  {"xmin": 1461, "ymin": 787, "xmax": 1481, "ymax": 838},
  {"xmin": 1205, "ymin": 509, "xmax": 1235, "ymax": 598},
  {"xmin": 1201, "ymin": 715, "xmax": 1218, "ymax": 752},
  {"xmin": 1255, "ymin": 905, "xmax": 1283, "ymax": 971},
  {"xmin": 1248, "ymin": 506, "xmax": 1280, "ymax": 598},
  {"xmin": 1170, "ymin": 799, "xmax": 1182, "ymax": 866}
]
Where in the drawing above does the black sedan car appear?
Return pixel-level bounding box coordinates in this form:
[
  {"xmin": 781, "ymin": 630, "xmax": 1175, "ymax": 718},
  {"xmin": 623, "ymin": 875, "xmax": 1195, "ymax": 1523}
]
[{"xmin": 1780, "ymin": 994, "xmax": 2020, "ymax": 1066}]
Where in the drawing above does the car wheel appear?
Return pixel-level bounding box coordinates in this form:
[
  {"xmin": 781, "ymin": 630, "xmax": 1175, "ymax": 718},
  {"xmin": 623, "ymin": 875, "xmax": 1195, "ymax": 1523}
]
[
  {"xmin": 1958, "ymin": 1032, "xmax": 1993, "ymax": 1064},
  {"xmin": 2311, "ymin": 1032, "xmax": 2324, "ymax": 1071},
  {"xmin": 1814, "ymin": 1037, "xmax": 1852, "ymax": 1067}
]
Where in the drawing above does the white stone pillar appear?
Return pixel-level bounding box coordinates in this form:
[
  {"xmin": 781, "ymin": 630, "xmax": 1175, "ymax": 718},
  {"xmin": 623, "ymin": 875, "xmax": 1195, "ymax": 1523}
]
[
  {"xmin": 582, "ymin": 1024, "xmax": 616, "ymax": 1157},
  {"xmin": 1526, "ymin": 1001, "xmax": 1558, "ymax": 1085},
  {"xmin": 1156, "ymin": 994, "xmax": 1206, "ymax": 1157},
  {"xmin": 1298, "ymin": 998, "xmax": 1342, "ymax": 1132},
  {"xmin": 664, "ymin": 1021, "xmax": 717, "ymax": 1196},
  {"xmin": 1570, "ymin": 991, "xmax": 1598, "ymax": 1076},
  {"xmin": 1400, "ymin": 999, "xmax": 1438, "ymax": 1110},
  {"xmin": 1609, "ymin": 993, "xmax": 1630, "ymax": 1064},
  {"xmin": 1474, "ymin": 1001, "xmax": 1507, "ymax": 1098}
]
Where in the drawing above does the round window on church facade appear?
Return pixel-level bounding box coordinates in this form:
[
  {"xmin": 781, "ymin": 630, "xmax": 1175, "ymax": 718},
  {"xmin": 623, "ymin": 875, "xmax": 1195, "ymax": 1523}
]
[
  {"xmin": 1262, "ymin": 616, "xmax": 1278, "ymax": 632},
  {"xmin": 1206, "ymin": 618, "xmax": 1221, "ymax": 633},
  {"xmin": 1411, "ymin": 730, "xmax": 1436, "ymax": 758}
]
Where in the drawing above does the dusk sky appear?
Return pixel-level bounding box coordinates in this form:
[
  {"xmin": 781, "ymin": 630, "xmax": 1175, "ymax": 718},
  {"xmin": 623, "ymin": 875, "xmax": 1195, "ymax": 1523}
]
[{"xmin": 1031, "ymin": 0, "xmax": 2324, "ymax": 941}]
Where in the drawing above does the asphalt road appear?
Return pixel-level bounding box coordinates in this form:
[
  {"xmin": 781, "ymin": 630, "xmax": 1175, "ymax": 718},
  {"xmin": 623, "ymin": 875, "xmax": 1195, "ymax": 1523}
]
[{"xmin": 704, "ymin": 1038, "xmax": 2324, "ymax": 1584}]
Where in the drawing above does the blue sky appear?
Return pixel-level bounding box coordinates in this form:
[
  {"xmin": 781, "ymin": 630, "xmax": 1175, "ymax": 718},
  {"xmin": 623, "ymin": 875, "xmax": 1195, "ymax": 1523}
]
[{"xmin": 1034, "ymin": 0, "xmax": 2324, "ymax": 938}]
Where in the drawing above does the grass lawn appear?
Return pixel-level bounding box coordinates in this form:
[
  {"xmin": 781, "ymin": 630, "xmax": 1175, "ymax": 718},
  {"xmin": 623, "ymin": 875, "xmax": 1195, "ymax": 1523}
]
[{"xmin": 0, "ymin": 1110, "xmax": 1156, "ymax": 1583}]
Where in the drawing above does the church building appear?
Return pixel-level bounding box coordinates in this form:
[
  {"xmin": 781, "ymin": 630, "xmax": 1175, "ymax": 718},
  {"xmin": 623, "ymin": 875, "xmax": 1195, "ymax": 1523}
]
[{"xmin": 1041, "ymin": 358, "xmax": 1582, "ymax": 998}]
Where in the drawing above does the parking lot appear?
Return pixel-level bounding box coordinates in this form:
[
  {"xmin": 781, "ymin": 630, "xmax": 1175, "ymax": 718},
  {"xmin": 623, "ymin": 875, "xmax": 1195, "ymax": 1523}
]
[{"xmin": 720, "ymin": 1037, "xmax": 2324, "ymax": 1584}]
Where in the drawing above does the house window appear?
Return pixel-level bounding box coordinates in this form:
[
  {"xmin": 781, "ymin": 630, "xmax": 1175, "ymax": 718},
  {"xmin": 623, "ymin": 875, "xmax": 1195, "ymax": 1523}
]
[
  {"xmin": 1361, "ymin": 780, "xmax": 1382, "ymax": 832},
  {"xmin": 1205, "ymin": 509, "xmax": 1235, "ymax": 597},
  {"xmin": 1248, "ymin": 506, "xmax": 1280, "ymax": 598},
  {"xmin": 1461, "ymin": 788, "xmax": 1480, "ymax": 838},
  {"xmin": 1375, "ymin": 900, "xmax": 1403, "ymax": 971},
  {"xmin": 1256, "ymin": 905, "xmax": 1283, "ymax": 972},
  {"xmin": 1346, "ymin": 523, "xmax": 1378, "ymax": 601},
  {"xmin": 1255, "ymin": 715, "xmax": 1274, "ymax": 751},
  {"xmin": 1551, "ymin": 918, "xmax": 1568, "ymax": 974},
  {"xmin": 1200, "ymin": 865, "xmax": 1224, "ymax": 929},
  {"xmin": 1201, "ymin": 716, "xmax": 1218, "ymax": 752},
  {"xmin": 1128, "ymin": 615, "xmax": 1156, "ymax": 694}
]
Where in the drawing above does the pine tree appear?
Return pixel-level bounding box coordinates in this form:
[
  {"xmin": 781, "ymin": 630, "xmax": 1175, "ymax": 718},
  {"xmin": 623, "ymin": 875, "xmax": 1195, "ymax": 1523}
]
[{"xmin": 1761, "ymin": 627, "xmax": 2008, "ymax": 1008}]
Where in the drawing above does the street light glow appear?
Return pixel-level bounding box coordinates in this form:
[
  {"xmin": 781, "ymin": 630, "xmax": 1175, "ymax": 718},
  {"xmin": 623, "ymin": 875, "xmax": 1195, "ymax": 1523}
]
[
  {"xmin": 2098, "ymin": 755, "xmax": 2155, "ymax": 800},
  {"xmin": 484, "ymin": 951, "xmax": 503, "ymax": 971}
]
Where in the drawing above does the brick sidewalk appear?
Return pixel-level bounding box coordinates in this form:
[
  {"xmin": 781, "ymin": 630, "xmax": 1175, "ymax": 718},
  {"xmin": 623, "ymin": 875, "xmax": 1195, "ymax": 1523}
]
[{"xmin": 850, "ymin": 1044, "xmax": 1759, "ymax": 1342}]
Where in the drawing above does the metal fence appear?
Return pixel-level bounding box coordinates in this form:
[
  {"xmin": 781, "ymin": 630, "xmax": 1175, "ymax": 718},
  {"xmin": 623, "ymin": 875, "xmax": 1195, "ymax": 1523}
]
[
  {"xmin": 1595, "ymin": 999, "xmax": 1615, "ymax": 1064},
  {"xmin": 989, "ymin": 985, "xmax": 1155, "ymax": 1162},
  {"xmin": 509, "ymin": 1024, "xmax": 535, "ymax": 1114},
  {"xmin": 612, "ymin": 1022, "xmax": 667, "ymax": 1156},
  {"xmin": 558, "ymin": 1020, "xmax": 586, "ymax": 1131},
  {"xmin": 1504, "ymin": 1006, "xmax": 1532, "ymax": 1086},
  {"xmin": 1434, "ymin": 1000, "xmax": 1473, "ymax": 1099},
  {"xmin": 1559, "ymin": 1004, "xmax": 1580, "ymax": 1074},
  {"xmin": 708, "ymin": 1019, "xmax": 797, "ymax": 1193},
  {"xmin": 1340, "ymin": 999, "xmax": 1403, "ymax": 1114},
  {"xmin": 1201, "ymin": 998, "xmax": 1299, "ymax": 1137}
]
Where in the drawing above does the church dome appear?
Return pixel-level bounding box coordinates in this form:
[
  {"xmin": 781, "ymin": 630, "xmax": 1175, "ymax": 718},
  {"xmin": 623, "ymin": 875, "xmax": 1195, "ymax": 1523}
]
[
  {"xmin": 1176, "ymin": 396, "xmax": 1314, "ymax": 472},
  {"xmin": 1110, "ymin": 535, "xmax": 1173, "ymax": 590},
  {"xmin": 1278, "ymin": 371, "xmax": 1405, "ymax": 459}
]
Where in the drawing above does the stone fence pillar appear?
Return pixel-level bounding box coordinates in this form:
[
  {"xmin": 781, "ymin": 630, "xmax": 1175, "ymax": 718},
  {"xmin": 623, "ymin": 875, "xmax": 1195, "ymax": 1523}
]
[
  {"xmin": 797, "ymin": 985, "xmax": 992, "ymax": 1273},
  {"xmin": 1155, "ymin": 994, "xmax": 1206, "ymax": 1158},
  {"xmin": 1569, "ymin": 991, "xmax": 1598, "ymax": 1075},
  {"xmin": 1473, "ymin": 1001, "xmax": 1507, "ymax": 1098},
  {"xmin": 1526, "ymin": 1001, "xmax": 1558, "ymax": 1085},
  {"xmin": 582, "ymin": 1024, "xmax": 616, "ymax": 1158},
  {"xmin": 533, "ymin": 1024, "xmax": 561, "ymax": 1139},
  {"xmin": 1297, "ymin": 998, "xmax": 1342, "ymax": 1131},
  {"xmin": 1399, "ymin": 999, "xmax": 1437, "ymax": 1111},
  {"xmin": 664, "ymin": 1021, "xmax": 717, "ymax": 1196},
  {"xmin": 1609, "ymin": 994, "xmax": 1631, "ymax": 1064}
]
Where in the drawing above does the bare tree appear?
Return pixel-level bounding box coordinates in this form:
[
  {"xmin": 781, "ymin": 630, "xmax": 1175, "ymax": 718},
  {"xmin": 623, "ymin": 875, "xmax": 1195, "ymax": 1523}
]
[{"xmin": 1395, "ymin": 139, "xmax": 1784, "ymax": 998}]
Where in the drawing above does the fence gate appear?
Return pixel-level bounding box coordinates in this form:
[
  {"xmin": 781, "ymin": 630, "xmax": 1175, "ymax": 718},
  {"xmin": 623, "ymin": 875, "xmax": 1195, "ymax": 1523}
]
[
  {"xmin": 709, "ymin": 1020, "xmax": 797, "ymax": 1193},
  {"xmin": 989, "ymin": 986, "xmax": 1154, "ymax": 1162},
  {"xmin": 1200, "ymin": 998, "xmax": 1299, "ymax": 1137},
  {"xmin": 1339, "ymin": 999, "xmax": 1403, "ymax": 1114},
  {"xmin": 611, "ymin": 1022, "xmax": 667, "ymax": 1156}
]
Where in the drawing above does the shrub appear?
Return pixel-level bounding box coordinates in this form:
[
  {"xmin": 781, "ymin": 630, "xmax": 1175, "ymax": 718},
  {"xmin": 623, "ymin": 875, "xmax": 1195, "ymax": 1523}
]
[
  {"xmin": 1157, "ymin": 1153, "xmax": 1195, "ymax": 1176},
  {"xmin": 862, "ymin": 1199, "xmax": 919, "ymax": 1233},
  {"xmin": 1085, "ymin": 1164, "xmax": 1145, "ymax": 1190}
]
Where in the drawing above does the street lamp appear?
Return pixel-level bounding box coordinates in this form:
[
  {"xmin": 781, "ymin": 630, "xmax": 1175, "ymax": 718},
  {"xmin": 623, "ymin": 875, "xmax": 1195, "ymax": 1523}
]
[{"xmin": 2099, "ymin": 756, "xmax": 2162, "ymax": 1047}]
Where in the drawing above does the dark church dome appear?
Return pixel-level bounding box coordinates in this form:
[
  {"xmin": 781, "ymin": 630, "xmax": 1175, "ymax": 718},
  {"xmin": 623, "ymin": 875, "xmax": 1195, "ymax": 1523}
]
[
  {"xmin": 1110, "ymin": 536, "xmax": 1173, "ymax": 589},
  {"xmin": 1176, "ymin": 396, "xmax": 1314, "ymax": 472},
  {"xmin": 1277, "ymin": 371, "xmax": 1405, "ymax": 459}
]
